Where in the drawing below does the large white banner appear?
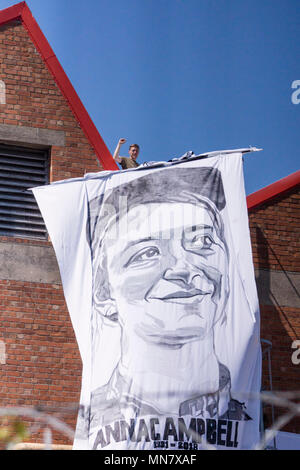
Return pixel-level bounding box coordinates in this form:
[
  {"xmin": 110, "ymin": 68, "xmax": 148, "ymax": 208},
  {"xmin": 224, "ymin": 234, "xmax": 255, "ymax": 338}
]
[{"xmin": 33, "ymin": 152, "xmax": 261, "ymax": 450}]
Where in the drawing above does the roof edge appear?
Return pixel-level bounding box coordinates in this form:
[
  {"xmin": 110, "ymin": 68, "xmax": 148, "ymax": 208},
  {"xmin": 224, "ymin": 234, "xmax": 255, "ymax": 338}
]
[
  {"xmin": 0, "ymin": 2, "xmax": 118, "ymax": 171},
  {"xmin": 0, "ymin": 1, "xmax": 24, "ymax": 23},
  {"xmin": 247, "ymin": 169, "xmax": 300, "ymax": 210}
]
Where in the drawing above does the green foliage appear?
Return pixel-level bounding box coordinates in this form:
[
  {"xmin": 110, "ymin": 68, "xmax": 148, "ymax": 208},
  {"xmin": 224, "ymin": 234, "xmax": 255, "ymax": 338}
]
[{"xmin": 0, "ymin": 417, "xmax": 29, "ymax": 449}]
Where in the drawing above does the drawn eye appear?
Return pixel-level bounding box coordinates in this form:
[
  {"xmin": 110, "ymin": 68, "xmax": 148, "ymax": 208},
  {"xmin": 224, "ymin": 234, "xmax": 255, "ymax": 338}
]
[
  {"xmin": 126, "ymin": 246, "xmax": 160, "ymax": 267},
  {"xmin": 191, "ymin": 234, "xmax": 214, "ymax": 251}
]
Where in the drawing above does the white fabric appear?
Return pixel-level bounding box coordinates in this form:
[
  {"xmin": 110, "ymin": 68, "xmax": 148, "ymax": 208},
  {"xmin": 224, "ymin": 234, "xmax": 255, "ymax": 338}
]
[{"xmin": 32, "ymin": 152, "xmax": 261, "ymax": 450}]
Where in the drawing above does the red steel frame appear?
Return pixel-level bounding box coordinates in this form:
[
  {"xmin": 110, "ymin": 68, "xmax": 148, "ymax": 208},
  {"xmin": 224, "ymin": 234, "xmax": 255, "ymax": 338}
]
[
  {"xmin": 0, "ymin": 1, "xmax": 118, "ymax": 171},
  {"xmin": 0, "ymin": 3, "xmax": 299, "ymax": 204},
  {"xmin": 247, "ymin": 169, "xmax": 300, "ymax": 211}
]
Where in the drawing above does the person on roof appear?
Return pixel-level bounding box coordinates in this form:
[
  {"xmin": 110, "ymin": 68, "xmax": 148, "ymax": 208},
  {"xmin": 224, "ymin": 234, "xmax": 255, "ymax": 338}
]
[{"xmin": 113, "ymin": 138, "xmax": 140, "ymax": 170}]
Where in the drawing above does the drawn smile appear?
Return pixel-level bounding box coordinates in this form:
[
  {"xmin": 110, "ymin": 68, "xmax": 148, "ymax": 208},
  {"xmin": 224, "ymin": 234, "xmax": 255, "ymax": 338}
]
[
  {"xmin": 148, "ymin": 289, "xmax": 211, "ymax": 304},
  {"xmin": 146, "ymin": 277, "xmax": 215, "ymax": 304}
]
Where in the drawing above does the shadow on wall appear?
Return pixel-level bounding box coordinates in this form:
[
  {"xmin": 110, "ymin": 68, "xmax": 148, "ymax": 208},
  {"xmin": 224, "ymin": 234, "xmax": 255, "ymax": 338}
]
[
  {"xmin": 255, "ymin": 225, "xmax": 300, "ymax": 433},
  {"xmin": 0, "ymin": 80, "xmax": 5, "ymax": 104}
]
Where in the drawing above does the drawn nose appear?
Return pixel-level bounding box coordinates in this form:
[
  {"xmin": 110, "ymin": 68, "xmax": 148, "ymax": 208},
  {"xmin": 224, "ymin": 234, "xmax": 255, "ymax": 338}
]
[
  {"xmin": 163, "ymin": 263, "xmax": 193, "ymax": 287},
  {"xmin": 163, "ymin": 261, "xmax": 214, "ymax": 294}
]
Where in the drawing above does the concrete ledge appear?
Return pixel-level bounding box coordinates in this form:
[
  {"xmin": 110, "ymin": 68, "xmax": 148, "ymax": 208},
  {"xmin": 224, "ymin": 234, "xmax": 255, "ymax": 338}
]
[
  {"xmin": 0, "ymin": 240, "xmax": 298, "ymax": 308},
  {"xmin": 12, "ymin": 442, "xmax": 72, "ymax": 450},
  {"xmin": 0, "ymin": 123, "xmax": 65, "ymax": 147},
  {"xmin": 0, "ymin": 241, "xmax": 61, "ymax": 284},
  {"xmin": 255, "ymin": 268, "xmax": 300, "ymax": 309}
]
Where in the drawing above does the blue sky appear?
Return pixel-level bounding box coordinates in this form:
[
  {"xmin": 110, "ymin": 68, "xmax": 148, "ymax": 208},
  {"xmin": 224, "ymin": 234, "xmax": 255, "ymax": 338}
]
[{"xmin": 1, "ymin": 0, "xmax": 299, "ymax": 194}]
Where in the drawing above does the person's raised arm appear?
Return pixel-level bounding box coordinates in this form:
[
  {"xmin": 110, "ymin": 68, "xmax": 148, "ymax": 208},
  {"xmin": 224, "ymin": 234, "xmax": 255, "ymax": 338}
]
[{"xmin": 113, "ymin": 138, "xmax": 126, "ymax": 163}]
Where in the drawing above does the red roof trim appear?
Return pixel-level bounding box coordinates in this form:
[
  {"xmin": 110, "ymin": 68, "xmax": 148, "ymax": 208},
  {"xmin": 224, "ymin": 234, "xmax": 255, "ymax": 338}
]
[
  {"xmin": 0, "ymin": 2, "xmax": 118, "ymax": 171},
  {"xmin": 247, "ymin": 169, "xmax": 300, "ymax": 210},
  {"xmin": 0, "ymin": 2, "xmax": 23, "ymax": 23}
]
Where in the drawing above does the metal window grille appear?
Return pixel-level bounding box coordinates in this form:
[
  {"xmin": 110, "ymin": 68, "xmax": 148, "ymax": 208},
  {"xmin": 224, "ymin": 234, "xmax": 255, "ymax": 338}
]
[{"xmin": 0, "ymin": 144, "xmax": 49, "ymax": 239}]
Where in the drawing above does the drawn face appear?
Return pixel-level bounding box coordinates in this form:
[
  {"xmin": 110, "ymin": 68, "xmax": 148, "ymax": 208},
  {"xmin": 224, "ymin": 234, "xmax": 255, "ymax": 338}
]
[{"xmin": 103, "ymin": 202, "xmax": 229, "ymax": 349}]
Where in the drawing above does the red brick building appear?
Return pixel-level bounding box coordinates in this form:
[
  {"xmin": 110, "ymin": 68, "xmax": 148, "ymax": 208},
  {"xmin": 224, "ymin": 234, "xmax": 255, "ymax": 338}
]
[
  {"xmin": 248, "ymin": 174, "xmax": 300, "ymax": 439},
  {"xmin": 0, "ymin": 1, "xmax": 298, "ymax": 449}
]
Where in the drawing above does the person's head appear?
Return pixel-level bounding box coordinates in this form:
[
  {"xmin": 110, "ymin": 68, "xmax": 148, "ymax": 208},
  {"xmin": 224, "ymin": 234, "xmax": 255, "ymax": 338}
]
[
  {"xmin": 129, "ymin": 144, "xmax": 139, "ymax": 160},
  {"xmin": 88, "ymin": 166, "xmax": 229, "ymax": 351}
]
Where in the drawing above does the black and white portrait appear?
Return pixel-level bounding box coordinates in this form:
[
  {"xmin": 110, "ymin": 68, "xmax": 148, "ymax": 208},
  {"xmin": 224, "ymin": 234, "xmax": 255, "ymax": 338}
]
[{"xmin": 83, "ymin": 166, "xmax": 251, "ymax": 449}]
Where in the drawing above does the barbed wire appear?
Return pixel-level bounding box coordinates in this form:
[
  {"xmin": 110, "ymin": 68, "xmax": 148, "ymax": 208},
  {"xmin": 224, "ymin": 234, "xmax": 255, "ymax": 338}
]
[{"xmin": 0, "ymin": 390, "xmax": 298, "ymax": 450}]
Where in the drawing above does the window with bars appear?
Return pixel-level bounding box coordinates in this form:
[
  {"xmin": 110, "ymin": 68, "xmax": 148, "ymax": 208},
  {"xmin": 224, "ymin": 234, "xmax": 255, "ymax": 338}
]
[{"xmin": 0, "ymin": 144, "xmax": 50, "ymax": 239}]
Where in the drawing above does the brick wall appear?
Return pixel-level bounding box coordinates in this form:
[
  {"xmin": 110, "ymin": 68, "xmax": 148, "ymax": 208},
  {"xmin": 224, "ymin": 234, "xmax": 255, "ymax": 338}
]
[
  {"xmin": 0, "ymin": 279, "xmax": 79, "ymax": 445},
  {"xmin": 249, "ymin": 186, "xmax": 300, "ymax": 434},
  {"xmin": 0, "ymin": 19, "xmax": 102, "ymax": 182},
  {"xmin": 250, "ymin": 189, "xmax": 299, "ymax": 272},
  {"xmin": 0, "ymin": 19, "xmax": 103, "ymax": 445}
]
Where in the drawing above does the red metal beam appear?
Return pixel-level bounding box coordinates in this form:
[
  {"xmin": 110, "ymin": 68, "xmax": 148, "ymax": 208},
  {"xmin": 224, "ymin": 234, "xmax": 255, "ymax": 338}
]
[
  {"xmin": 0, "ymin": 1, "xmax": 118, "ymax": 171},
  {"xmin": 0, "ymin": 1, "xmax": 24, "ymax": 24},
  {"xmin": 247, "ymin": 169, "xmax": 300, "ymax": 211}
]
